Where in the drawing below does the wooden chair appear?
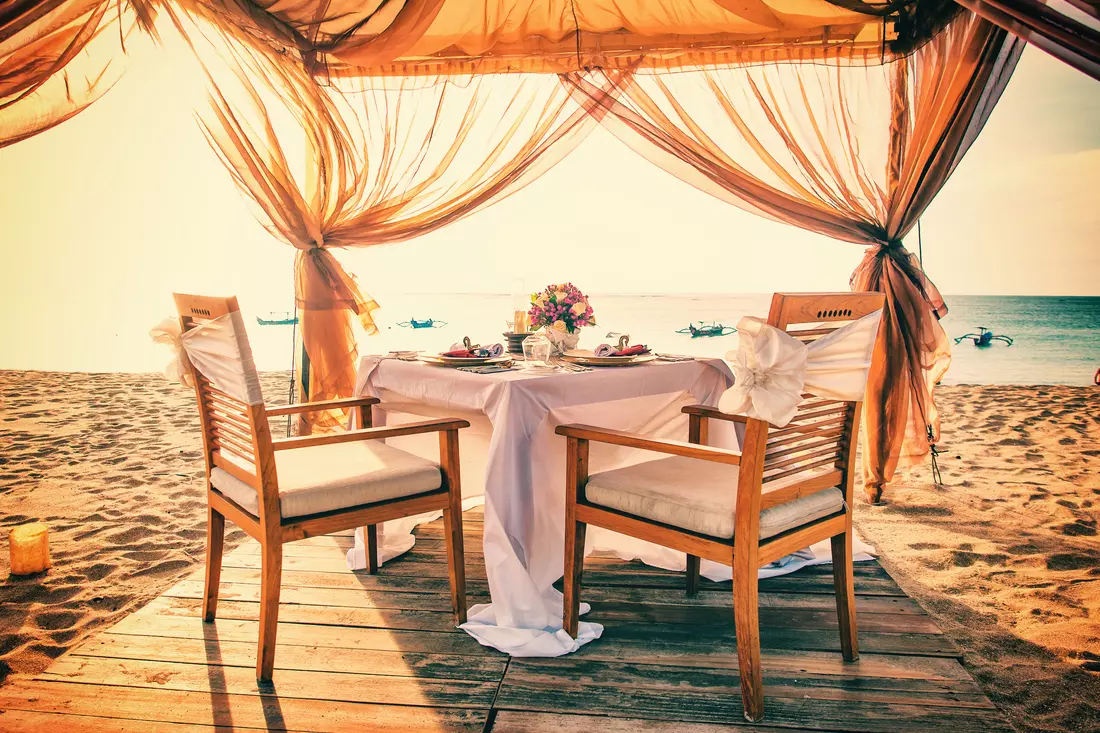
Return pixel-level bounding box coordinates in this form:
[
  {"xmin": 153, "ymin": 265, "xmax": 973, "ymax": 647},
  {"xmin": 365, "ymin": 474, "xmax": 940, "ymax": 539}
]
[
  {"xmin": 174, "ymin": 294, "xmax": 469, "ymax": 682},
  {"xmin": 556, "ymin": 292, "xmax": 884, "ymax": 722}
]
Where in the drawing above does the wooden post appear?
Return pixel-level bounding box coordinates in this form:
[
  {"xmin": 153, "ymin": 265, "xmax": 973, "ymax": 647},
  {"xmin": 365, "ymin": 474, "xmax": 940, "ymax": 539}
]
[{"xmin": 296, "ymin": 337, "xmax": 312, "ymax": 436}]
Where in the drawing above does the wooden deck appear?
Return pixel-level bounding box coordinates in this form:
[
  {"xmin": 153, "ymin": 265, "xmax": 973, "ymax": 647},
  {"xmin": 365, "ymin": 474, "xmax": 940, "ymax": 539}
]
[{"xmin": 0, "ymin": 507, "xmax": 1014, "ymax": 732}]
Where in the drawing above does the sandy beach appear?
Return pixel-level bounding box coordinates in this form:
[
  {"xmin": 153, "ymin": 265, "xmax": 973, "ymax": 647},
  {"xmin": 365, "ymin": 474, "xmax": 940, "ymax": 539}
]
[
  {"xmin": 0, "ymin": 371, "xmax": 291, "ymax": 683},
  {"xmin": 855, "ymin": 385, "xmax": 1100, "ymax": 733},
  {"xmin": 0, "ymin": 372, "xmax": 1097, "ymax": 732}
]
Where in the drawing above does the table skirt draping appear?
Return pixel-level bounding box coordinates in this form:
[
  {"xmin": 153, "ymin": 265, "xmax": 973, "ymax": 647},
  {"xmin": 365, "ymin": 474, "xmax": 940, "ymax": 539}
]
[{"xmin": 351, "ymin": 356, "xmax": 874, "ymax": 657}]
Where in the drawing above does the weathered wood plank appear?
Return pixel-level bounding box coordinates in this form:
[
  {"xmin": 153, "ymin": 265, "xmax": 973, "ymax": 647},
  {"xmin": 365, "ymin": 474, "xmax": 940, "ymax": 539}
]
[
  {"xmin": 0, "ymin": 709, "xmax": 258, "ymax": 733},
  {"xmin": 170, "ymin": 577, "xmax": 918, "ymax": 621},
  {"xmin": 203, "ymin": 568, "xmax": 905, "ymax": 620},
  {"xmin": 220, "ymin": 553, "xmax": 475, "ymax": 578},
  {"xmin": 501, "ymin": 657, "xmax": 991, "ymax": 703},
  {"xmin": 220, "ymin": 553, "xmax": 905, "ymax": 599},
  {"xmin": 572, "ymin": 645, "xmax": 974, "ymax": 682},
  {"xmin": 37, "ymin": 657, "xmax": 498, "ymax": 709},
  {"xmin": 581, "ymin": 569, "xmax": 907, "ymax": 597},
  {"xmin": 148, "ymin": 596, "xmax": 459, "ymax": 633},
  {"xmin": 0, "ymin": 680, "xmax": 486, "ymax": 732},
  {"xmin": 164, "ymin": 580, "xmax": 490, "ymax": 612},
  {"xmin": 574, "ymin": 586, "xmax": 925, "ymax": 614},
  {"xmin": 583, "ymin": 600, "xmax": 942, "ymax": 634},
  {"xmin": 210, "ymin": 566, "xmax": 492, "ymax": 596},
  {"xmin": 496, "ymin": 659, "xmax": 1011, "ymax": 732},
  {"xmin": 73, "ymin": 634, "xmax": 506, "ymax": 681},
  {"xmin": 106, "ymin": 612, "xmax": 501, "ymax": 658},
  {"xmin": 595, "ymin": 621, "xmax": 958, "ymax": 658},
  {"xmin": 491, "ymin": 709, "xmax": 812, "ymax": 732}
]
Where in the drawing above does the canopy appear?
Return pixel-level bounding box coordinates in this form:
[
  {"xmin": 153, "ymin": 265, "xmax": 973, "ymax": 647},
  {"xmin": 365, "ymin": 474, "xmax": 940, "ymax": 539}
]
[
  {"xmin": 1, "ymin": 0, "xmax": 1093, "ymax": 499},
  {"xmin": 193, "ymin": 0, "xmax": 899, "ymax": 74}
]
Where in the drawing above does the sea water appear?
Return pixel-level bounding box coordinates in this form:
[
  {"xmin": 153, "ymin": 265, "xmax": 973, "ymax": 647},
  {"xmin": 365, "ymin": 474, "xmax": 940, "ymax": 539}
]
[{"xmin": 243, "ymin": 293, "xmax": 1100, "ymax": 387}]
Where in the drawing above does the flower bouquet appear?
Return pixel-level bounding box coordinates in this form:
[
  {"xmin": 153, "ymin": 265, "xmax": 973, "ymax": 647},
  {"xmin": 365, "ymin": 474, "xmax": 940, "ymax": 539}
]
[{"xmin": 528, "ymin": 283, "xmax": 595, "ymax": 354}]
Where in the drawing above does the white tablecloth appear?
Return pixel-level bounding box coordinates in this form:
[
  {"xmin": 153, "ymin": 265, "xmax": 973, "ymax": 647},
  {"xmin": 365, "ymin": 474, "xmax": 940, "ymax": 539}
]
[{"xmin": 351, "ymin": 356, "xmax": 874, "ymax": 657}]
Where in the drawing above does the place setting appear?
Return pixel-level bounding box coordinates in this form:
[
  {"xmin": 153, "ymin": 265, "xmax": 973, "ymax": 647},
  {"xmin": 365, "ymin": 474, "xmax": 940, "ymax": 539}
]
[
  {"xmin": 418, "ymin": 336, "xmax": 516, "ymax": 373},
  {"xmin": 560, "ymin": 334, "xmax": 657, "ymax": 367},
  {"xmin": 403, "ymin": 283, "xmax": 700, "ymax": 377}
]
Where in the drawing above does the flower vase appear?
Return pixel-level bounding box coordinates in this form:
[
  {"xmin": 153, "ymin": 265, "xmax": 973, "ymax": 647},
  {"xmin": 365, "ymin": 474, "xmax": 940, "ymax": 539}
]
[{"xmin": 545, "ymin": 328, "xmax": 581, "ymax": 355}]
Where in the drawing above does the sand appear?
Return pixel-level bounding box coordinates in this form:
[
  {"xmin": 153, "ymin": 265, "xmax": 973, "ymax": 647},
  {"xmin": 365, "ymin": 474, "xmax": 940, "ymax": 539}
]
[
  {"xmin": 856, "ymin": 385, "xmax": 1100, "ymax": 733},
  {"xmin": 0, "ymin": 372, "xmax": 1098, "ymax": 732},
  {"xmin": 0, "ymin": 370, "xmax": 291, "ymax": 683}
]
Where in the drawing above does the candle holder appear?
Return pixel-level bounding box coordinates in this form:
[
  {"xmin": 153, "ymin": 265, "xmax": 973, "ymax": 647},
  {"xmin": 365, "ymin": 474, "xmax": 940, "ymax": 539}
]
[
  {"xmin": 502, "ymin": 331, "xmax": 532, "ymax": 356},
  {"xmin": 9, "ymin": 523, "xmax": 50, "ymax": 575}
]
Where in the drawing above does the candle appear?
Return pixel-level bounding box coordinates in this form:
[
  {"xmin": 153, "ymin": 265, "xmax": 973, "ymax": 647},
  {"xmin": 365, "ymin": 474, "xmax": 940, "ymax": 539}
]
[
  {"xmin": 513, "ymin": 310, "xmax": 528, "ymax": 334},
  {"xmin": 9, "ymin": 523, "xmax": 50, "ymax": 575}
]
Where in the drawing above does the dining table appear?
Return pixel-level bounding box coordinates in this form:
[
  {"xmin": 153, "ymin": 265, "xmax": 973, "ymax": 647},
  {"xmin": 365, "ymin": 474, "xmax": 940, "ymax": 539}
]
[{"xmin": 349, "ymin": 353, "xmax": 873, "ymax": 657}]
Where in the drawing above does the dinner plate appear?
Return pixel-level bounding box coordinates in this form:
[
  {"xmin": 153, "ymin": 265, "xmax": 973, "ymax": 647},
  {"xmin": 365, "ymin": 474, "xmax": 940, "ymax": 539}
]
[
  {"xmin": 419, "ymin": 354, "xmax": 513, "ymax": 367},
  {"xmin": 561, "ymin": 349, "xmax": 657, "ymax": 367}
]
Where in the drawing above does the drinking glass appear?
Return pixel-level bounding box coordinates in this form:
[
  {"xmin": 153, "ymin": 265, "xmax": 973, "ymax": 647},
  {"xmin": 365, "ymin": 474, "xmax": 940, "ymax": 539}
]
[{"xmin": 522, "ymin": 332, "xmax": 551, "ymax": 367}]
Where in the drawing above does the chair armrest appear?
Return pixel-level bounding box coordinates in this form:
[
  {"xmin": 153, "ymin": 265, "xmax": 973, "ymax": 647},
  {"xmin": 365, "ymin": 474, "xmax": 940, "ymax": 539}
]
[
  {"xmin": 682, "ymin": 404, "xmax": 747, "ymax": 424},
  {"xmin": 555, "ymin": 424, "xmax": 741, "ymax": 465},
  {"xmin": 265, "ymin": 396, "xmax": 380, "ymax": 417},
  {"xmin": 272, "ymin": 418, "xmax": 470, "ymax": 451}
]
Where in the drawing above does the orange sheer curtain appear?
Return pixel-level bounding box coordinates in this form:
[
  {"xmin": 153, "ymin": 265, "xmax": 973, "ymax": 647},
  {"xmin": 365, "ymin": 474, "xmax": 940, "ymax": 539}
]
[
  {"xmin": 186, "ymin": 23, "xmax": 626, "ymax": 429},
  {"xmin": 562, "ymin": 11, "xmax": 1022, "ymax": 499},
  {"xmin": 178, "ymin": 0, "xmax": 888, "ymax": 74},
  {"xmin": 955, "ymin": 0, "xmax": 1100, "ymax": 80},
  {"xmin": 1, "ymin": 0, "xmax": 153, "ymax": 148}
]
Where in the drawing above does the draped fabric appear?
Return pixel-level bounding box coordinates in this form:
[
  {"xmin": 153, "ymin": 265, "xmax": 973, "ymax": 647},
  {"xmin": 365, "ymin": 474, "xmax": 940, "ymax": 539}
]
[
  {"xmin": 186, "ymin": 21, "xmax": 627, "ymax": 429},
  {"xmin": 955, "ymin": 0, "xmax": 1100, "ymax": 80},
  {"xmin": 150, "ymin": 311, "xmax": 266, "ymax": 404},
  {"xmin": 718, "ymin": 310, "xmax": 884, "ymax": 426},
  {"xmin": 561, "ymin": 10, "xmax": 1023, "ymax": 498},
  {"xmin": 0, "ymin": 0, "xmax": 154, "ymax": 148},
  {"xmin": 177, "ymin": 0, "xmax": 896, "ymax": 75}
]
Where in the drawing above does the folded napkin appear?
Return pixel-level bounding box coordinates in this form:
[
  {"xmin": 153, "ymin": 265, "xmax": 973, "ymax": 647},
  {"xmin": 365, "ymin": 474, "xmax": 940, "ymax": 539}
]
[
  {"xmin": 445, "ymin": 342, "xmax": 504, "ymax": 358},
  {"xmin": 594, "ymin": 343, "xmax": 650, "ymax": 357}
]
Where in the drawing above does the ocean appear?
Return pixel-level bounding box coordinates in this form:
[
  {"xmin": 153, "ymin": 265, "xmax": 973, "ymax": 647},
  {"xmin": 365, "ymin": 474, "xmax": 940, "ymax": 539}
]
[{"xmin": 244, "ymin": 293, "xmax": 1100, "ymax": 387}]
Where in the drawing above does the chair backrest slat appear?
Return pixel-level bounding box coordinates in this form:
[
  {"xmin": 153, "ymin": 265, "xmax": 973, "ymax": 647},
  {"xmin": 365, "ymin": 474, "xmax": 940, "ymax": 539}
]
[
  {"xmin": 736, "ymin": 292, "xmax": 884, "ymax": 536},
  {"xmin": 174, "ymin": 293, "xmax": 279, "ymax": 522}
]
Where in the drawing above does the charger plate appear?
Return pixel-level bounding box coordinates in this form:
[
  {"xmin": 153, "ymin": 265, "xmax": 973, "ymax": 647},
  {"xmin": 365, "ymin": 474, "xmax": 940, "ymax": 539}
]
[
  {"xmin": 420, "ymin": 354, "xmax": 512, "ymax": 367},
  {"xmin": 561, "ymin": 349, "xmax": 657, "ymax": 367}
]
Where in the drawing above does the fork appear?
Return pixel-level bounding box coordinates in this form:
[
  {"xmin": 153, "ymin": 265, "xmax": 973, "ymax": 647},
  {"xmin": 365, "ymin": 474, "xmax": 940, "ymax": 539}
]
[{"xmin": 550, "ymin": 357, "xmax": 592, "ymax": 373}]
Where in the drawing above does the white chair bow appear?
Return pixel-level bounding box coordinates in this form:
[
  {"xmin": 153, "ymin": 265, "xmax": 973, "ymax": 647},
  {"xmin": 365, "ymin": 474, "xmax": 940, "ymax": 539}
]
[
  {"xmin": 718, "ymin": 310, "xmax": 883, "ymax": 426},
  {"xmin": 149, "ymin": 317, "xmax": 192, "ymax": 387},
  {"xmin": 149, "ymin": 311, "xmax": 265, "ymax": 405}
]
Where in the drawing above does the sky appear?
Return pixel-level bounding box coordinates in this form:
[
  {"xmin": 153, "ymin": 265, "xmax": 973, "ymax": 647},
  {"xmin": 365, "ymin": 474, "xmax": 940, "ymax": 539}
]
[{"xmin": 0, "ymin": 39, "xmax": 1097, "ymax": 372}]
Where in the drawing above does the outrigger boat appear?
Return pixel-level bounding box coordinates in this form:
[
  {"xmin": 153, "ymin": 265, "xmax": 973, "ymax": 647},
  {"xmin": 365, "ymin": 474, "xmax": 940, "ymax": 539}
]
[
  {"xmin": 256, "ymin": 312, "xmax": 298, "ymax": 326},
  {"xmin": 397, "ymin": 318, "xmax": 447, "ymax": 329},
  {"xmin": 954, "ymin": 326, "xmax": 1013, "ymax": 347},
  {"xmin": 676, "ymin": 322, "xmax": 736, "ymax": 338}
]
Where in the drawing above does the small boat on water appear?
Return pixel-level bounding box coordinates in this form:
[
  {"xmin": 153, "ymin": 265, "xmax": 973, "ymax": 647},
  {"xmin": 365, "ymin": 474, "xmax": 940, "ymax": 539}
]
[
  {"xmin": 397, "ymin": 318, "xmax": 447, "ymax": 329},
  {"xmin": 256, "ymin": 312, "xmax": 298, "ymax": 326},
  {"xmin": 954, "ymin": 326, "xmax": 1013, "ymax": 347},
  {"xmin": 676, "ymin": 322, "xmax": 736, "ymax": 338}
]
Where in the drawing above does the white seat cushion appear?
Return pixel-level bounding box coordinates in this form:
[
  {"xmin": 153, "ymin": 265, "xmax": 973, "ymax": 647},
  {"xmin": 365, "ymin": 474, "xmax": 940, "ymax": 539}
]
[
  {"xmin": 210, "ymin": 440, "xmax": 442, "ymax": 519},
  {"xmin": 585, "ymin": 456, "xmax": 843, "ymax": 540}
]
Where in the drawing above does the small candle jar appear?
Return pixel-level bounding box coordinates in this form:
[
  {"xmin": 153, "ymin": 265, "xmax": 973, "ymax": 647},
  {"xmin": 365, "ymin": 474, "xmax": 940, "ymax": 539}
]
[{"xmin": 9, "ymin": 523, "xmax": 50, "ymax": 575}]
